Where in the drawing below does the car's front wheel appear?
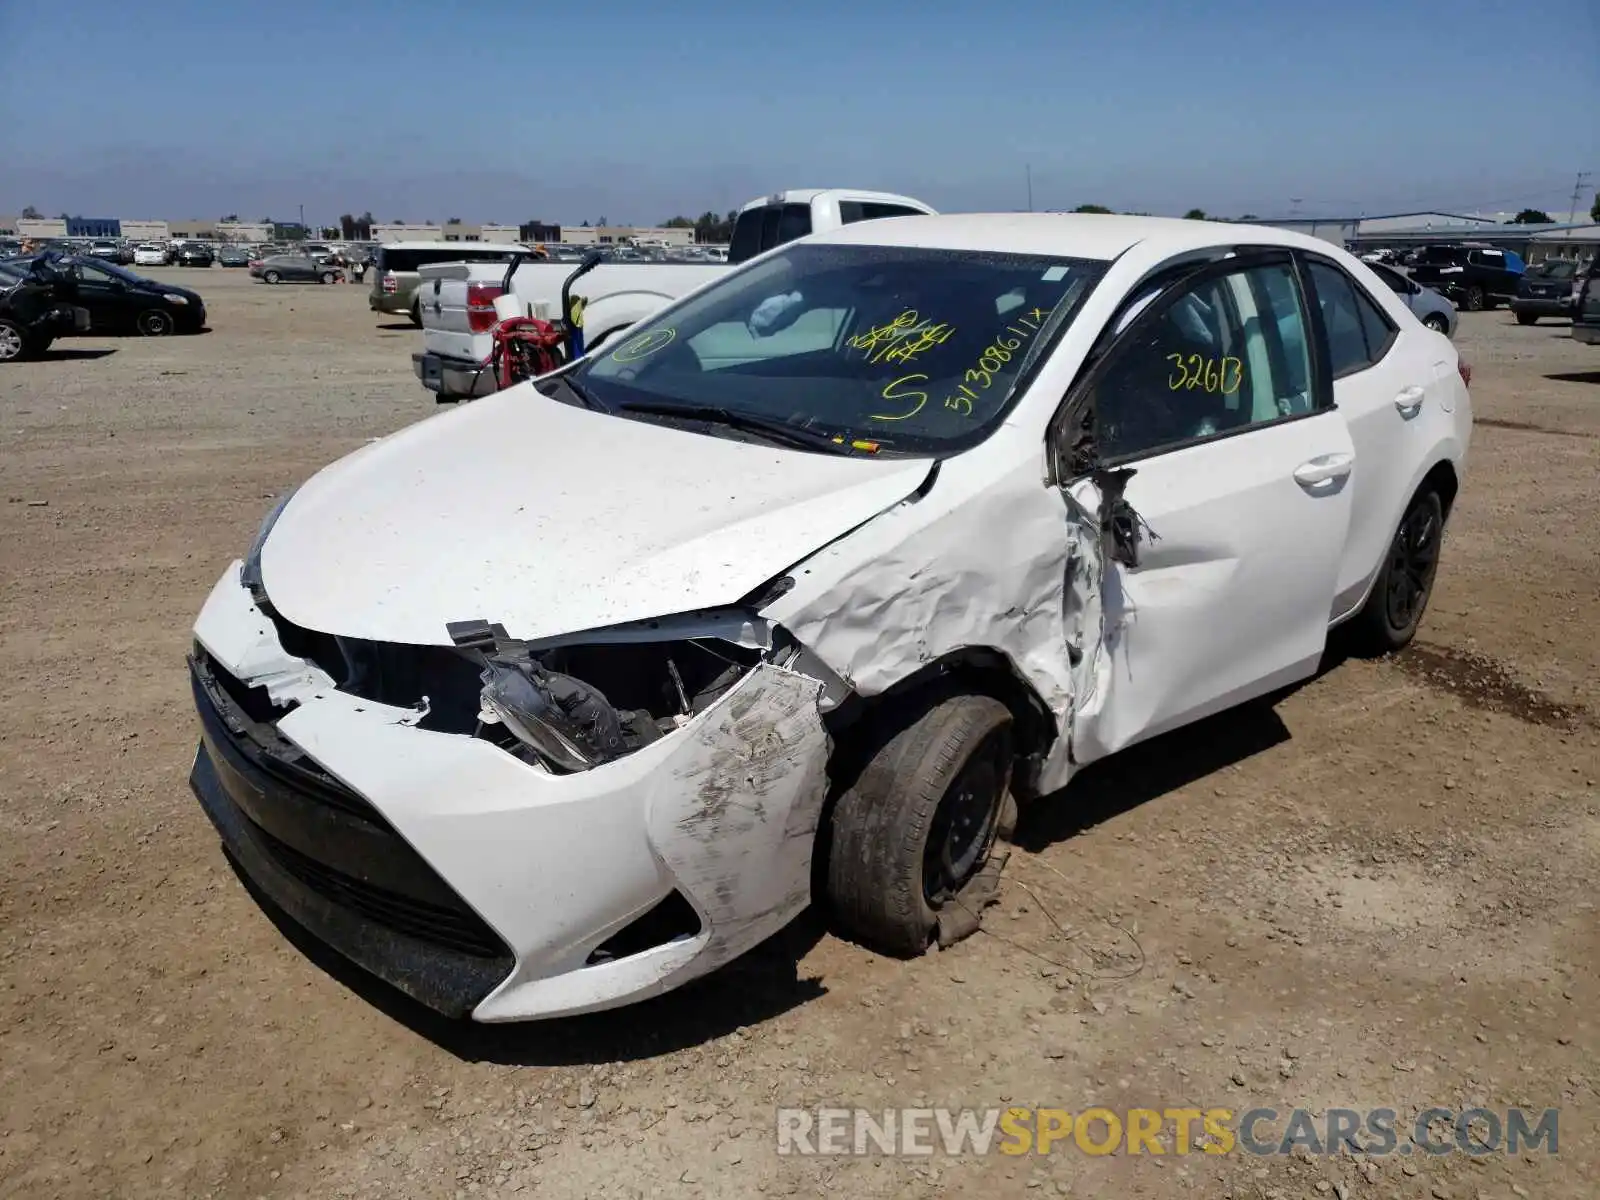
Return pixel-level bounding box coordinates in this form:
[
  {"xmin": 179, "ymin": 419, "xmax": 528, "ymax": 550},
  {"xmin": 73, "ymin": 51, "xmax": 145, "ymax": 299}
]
[
  {"xmin": 1422, "ymin": 312, "xmax": 1450, "ymax": 333},
  {"xmin": 137, "ymin": 309, "xmax": 175, "ymax": 336},
  {"xmin": 1355, "ymin": 487, "xmax": 1444, "ymax": 653},
  {"xmin": 1464, "ymin": 285, "xmax": 1486, "ymax": 311},
  {"xmin": 320, "ymin": 271, "xmax": 337, "ymax": 285},
  {"xmin": 263, "ymin": 270, "xmax": 281, "ymax": 284},
  {"xmin": 826, "ymin": 694, "xmax": 1014, "ymax": 955}
]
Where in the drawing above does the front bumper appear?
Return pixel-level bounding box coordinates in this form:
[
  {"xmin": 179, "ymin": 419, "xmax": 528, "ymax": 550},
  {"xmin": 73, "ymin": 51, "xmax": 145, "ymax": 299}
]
[
  {"xmin": 413, "ymin": 351, "xmax": 499, "ymax": 401},
  {"xmin": 188, "ymin": 565, "xmax": 832, "ymax": 1021}
]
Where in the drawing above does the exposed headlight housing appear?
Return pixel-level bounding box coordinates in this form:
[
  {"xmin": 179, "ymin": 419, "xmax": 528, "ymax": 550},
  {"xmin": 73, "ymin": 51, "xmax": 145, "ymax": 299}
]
[
  {"xmin": 240, "ymin": 488, "xmax": 298, "ymax": 603},
  {"xmin": 456, "ymin": 620, "xmax": 773, "ymax": 773}
]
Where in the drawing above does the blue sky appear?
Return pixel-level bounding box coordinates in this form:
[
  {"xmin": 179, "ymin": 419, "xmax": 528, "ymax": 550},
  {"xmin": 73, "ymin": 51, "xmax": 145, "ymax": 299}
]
[{"xmin": 1, "ymin": 0, "xmax": 1595, "ymax": 227}]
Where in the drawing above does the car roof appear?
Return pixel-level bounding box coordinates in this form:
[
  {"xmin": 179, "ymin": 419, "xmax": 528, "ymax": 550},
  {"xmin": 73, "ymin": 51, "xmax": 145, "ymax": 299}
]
[{"xmin": 808, "ymin": 212, "xmax": 1333, "ymax": 262}]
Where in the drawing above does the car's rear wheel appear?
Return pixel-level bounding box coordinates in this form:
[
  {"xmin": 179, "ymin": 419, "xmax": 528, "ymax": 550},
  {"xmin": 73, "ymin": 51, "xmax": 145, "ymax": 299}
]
[
  {"xmin": 1516, "ymin": 312, "xmax": 1538, "ymax": 326},
  {"xmin": 137, "ymin": 309, "xmax": 174, "ymax": 336},
  {"xmin": 264, "ymin": 270, "xmax": 281, "ymax": 285},
  {"xmin": 1355, "ymin": 487, "xmax": 1443, "ymax": 653},
  {"xmin": 1464, "ymin": 285, "xmax": 1486, "ymax": 311},
  {"xmin": 826, "ymin": 695, "xmax": 1014, "ymax": 955},
  {"xmin": 0, "ymin": 319, "xmax": 31, "ymax": 362},
  {"xmin": 1422, "ymin": 312, "xmax": 1450, "ymax": 333}
]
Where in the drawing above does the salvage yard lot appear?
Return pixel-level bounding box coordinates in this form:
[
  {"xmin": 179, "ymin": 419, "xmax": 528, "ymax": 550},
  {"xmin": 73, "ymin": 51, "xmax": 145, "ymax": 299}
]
[{"xmin": 1, "ymin": 268, "xmax": 1596, "ymax": 1198}]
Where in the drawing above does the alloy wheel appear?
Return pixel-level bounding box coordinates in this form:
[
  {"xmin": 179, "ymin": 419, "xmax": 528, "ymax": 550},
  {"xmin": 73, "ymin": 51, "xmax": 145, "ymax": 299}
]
[{"xmin": 1386, "ymin": 499, "xmax": 1440, "ymax": 632}]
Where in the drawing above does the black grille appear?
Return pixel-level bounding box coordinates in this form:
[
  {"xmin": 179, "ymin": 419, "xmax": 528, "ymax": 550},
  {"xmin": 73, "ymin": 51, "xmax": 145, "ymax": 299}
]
[{"xmin": 244, "ymin": 820, "xmax": 505, "ymax": 959}]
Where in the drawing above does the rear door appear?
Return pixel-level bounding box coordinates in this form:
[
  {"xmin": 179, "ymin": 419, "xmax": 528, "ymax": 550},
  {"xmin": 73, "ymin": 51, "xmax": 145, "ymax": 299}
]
[
  {"xmin": 1302, "ymin": 256, "xmax": 1445, "ymax": 621},
  {"xmin": 1052, "ymin": 253, "xmax": 1355, "ymax": 762}
]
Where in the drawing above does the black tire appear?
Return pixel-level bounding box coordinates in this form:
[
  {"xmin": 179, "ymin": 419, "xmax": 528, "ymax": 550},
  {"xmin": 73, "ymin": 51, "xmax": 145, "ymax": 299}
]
[
  {"xmin": 264, "ymin": 270, "xmax": 281, "ymax": 284},
  {"xmin": 826, "ymin": 695, "xmax": 1014, "ymax": 955},
  {"xmin": 1355, "ymin": 488, "xmax": 1444, "ymax": 653},
  {"xmin": 1464, "ymin": 285, "xmax": 1485, "ymax": 312},
  {"xmin": 320, "ymin": 271, "xmax": 336, "ymax": 285},
  {"xmin": 409, "ymin": 298, "xmax": 422, "ymax": 327},
  {"xmin": 1422, "ymin": 312, "xmax": 1450, "ymax": 333},
  {"xmin": 136, "ymin": 309, "xmax": 174, "ymax": 337},
  {"xmin": 1516, "ymin": 312, "xmax": 1537, "ymax": 326}
]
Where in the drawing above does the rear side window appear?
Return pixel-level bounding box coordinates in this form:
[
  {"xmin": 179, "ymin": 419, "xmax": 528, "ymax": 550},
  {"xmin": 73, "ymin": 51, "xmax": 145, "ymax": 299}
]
[
  {"xmin": 728, "ymin": 204, "xmax": 812, "ymax": 265},
  {"xmin": 839, "ymin": 201, "xmax": 926, "ymax": 223},
  {"xmin": 1308, "ymin": 261, "xmax": 1397, "ymax": 377}
]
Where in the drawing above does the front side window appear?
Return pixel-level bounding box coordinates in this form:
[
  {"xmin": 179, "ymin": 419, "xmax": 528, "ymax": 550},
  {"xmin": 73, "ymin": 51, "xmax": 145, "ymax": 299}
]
[
  {"xmin": 575, "ymin": 243, "xmax": 1106, "ymax": 456},
  {"xmin": 1083, "ymin": 260, "xmax": 1316, "ymax": 463},
  {"xmin": 1308, "ymin": 260, "xmax": 1395, "ymax": 377}
]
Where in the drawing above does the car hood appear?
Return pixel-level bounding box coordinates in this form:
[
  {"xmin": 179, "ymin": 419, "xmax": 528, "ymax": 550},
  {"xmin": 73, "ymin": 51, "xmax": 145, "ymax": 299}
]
[{"xmin": 258, "ymin": 388, "xmax": 935, "ymax": 646}]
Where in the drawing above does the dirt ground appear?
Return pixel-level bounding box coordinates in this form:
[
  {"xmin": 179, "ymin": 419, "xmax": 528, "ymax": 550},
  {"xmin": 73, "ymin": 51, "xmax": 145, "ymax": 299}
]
[{"xmin": 1, "ymin": 269, "xmax": 1596, "ymax": 1200}]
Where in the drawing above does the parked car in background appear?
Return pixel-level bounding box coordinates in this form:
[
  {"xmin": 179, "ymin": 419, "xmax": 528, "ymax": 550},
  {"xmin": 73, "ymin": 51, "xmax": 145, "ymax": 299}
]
[
  {"xmin": 1366, "ymin": 262, "xmax": 1457, "ymax": 335},
  {"xmin": 10, "ymin": 253, "xmax": 203, "ymax": 336},
  {"xmin": 177, "ymin": 243, "xmax": 216, "ymax": 268},
  {"xmin": 132, "ymin": 243, "xmax": 168, "ymax": 267},
  {"xmin": 216, "ymin": 245, "xmax": 252, "ymax": 267},
  {"xmin": 250, "ymin": 251, "xmax": 343, "ymax": 284},
  {"xmin": 88, "ymin": 239, "xmax": 130, "ymax": 264},
  {"xmin": 191, "ymin": 214, "xmax": 1472, "ymax": 1021},
  {"xmin": 0, "ymin": 256, "xmax": 93, "ymax": 360},
  {"xmin": 1510, "ymin": 259, "xmax": 1580, "ymax": 325},
  {"xmin": 371, "ymin": 241, "xmax": 531, "ymax": 325},
  {"xmin": 1572, "ymin": 258, "xmax": 1600, "ymax": 345},
  {"xmin": 416, "ymin": 188, "xmax": 937, "ymax": 401},
  {"xmin": 1407, "ymin": 244, "xmax": 1524, "ymax": 311}
]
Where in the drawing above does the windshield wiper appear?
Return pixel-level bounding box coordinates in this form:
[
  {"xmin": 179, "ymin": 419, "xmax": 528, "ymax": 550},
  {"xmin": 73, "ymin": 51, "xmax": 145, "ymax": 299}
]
[
  {"xmin": 545, "ymin": 372, "xmax": 610, "ymax": 413},
  {"xmin": 617, "ymin": 401, "xmax": 851, "ymax": 453}
]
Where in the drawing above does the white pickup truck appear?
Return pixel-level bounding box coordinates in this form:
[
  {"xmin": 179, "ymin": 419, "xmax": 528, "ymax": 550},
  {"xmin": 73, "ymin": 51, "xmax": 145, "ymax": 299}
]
[{"xmin": 412, "ymin": 188, "xmax": 936, "ymax": 401}]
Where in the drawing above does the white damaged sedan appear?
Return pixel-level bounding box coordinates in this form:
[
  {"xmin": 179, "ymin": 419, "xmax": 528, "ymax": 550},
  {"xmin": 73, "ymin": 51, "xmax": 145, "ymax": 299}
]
[{"xmin": 189, "ymin": 215, "xmax": 1472, "ymax": 1021}]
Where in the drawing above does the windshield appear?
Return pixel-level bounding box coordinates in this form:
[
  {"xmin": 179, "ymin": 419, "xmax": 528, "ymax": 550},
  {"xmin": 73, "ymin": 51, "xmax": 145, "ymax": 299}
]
[
  {"xmin": 1532, "ymin": 260, "xmax": 1576, "ymax": 279},
  {"xmin": 574, "ymin": 243, "xmax": 1106, "ymax": 456}
]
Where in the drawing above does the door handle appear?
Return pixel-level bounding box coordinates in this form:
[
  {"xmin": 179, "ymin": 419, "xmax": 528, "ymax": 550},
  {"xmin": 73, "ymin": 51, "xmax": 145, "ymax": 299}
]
[
  {"xmin": 1394, "ymin": 385, "xmax": 1426, "ymax": 417},
  {"xmin": 1293, "ymin": 452, "xmax": 1354, "ymax": 489}
]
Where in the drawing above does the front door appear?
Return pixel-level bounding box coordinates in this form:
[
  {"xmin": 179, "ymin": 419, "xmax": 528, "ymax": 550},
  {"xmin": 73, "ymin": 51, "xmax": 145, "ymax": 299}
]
[
  {"xmin": 70, "ymin": 259, "xmax": 138, "ymax": 332},
  {"xmin": 1052, "ymin": 253, "xmax": 1355, "ymax": 764}
]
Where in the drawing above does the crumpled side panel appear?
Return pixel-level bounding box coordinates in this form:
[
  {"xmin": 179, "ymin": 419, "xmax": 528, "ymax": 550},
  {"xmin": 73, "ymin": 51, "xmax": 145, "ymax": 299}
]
[
  {"xmin": 765, "ymin": 466, "xmax": 1094, "ymax": 789},
  {"xmin": 647, "ymin": 665, "xmax": 831, "ymax": 971}
]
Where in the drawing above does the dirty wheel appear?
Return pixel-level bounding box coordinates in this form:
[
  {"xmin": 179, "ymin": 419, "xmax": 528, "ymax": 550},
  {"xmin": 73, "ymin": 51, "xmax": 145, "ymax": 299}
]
[
  {"xmin": 826, "ymin": 695, "xmax": 1013, "ymax": 956},
  {"xmin": 136, "ymin": 309, "xmax": 174, "ymax": 336},
  {"xmin": 1464, "ymin": 285, "xmax": 1486, "ymax": 312},
  {"xmin": 1356, "ymin": 487, "xmax": 1443, "ymax": 653}
]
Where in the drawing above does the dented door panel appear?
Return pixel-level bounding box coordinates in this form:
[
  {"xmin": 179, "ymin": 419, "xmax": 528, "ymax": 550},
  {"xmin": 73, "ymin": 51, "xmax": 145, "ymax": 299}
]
[{"xmin": 1067, "ymin": 411, "xmax": 1355, "ymax": 764}]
